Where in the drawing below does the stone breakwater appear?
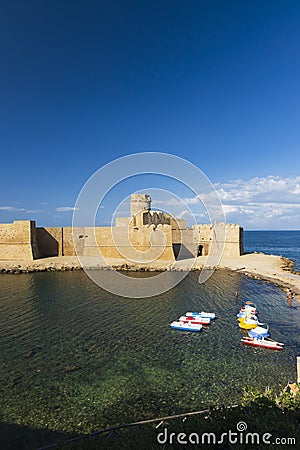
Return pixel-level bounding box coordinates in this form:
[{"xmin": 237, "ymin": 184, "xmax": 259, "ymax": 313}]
[
  {"xmin": 0, "ymin": 257, "xmax": 198, "ymax": 274},
  {"xmin": 0, "ymin": 256, "xmax": 81, "ymax": 274},
  {"xmin": 0, "ymin": 264, "xmax": 82, "ymax": 274},
  {"xmin": 1, "ymin": 253, "xmax": 300, "ymax": 299}
]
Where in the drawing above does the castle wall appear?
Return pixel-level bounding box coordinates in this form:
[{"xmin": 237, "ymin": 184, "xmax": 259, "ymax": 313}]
[
  {"xmin": 193, "ymin": 223, "xmax": 244, "ymax": 257},
  {"xmin": 30, "ymin": 221, "xmax": 41, "ymax": 259},
  {"xmin": 35, "ymin": 223, "xmax": 175, "ymax": 260},
  {"xmin": 173, "ymin": 229, "xmax": 200, "ymax": 259},
  {"xmin": 214, "ymin": 223, "xmax": 244, "ymax": 257},
  {"xmin": 68, "ymin": 225, "xmax": 175, "ymax": 261},
  {"xmin": 0, "ymin": 220, "xmax": 38, "ymax": 260},
  {"xmin": 37, "ymin": 227, "xmax": 63, "ymax": 257},
  {"xmin": 171, "ymin": 217, "xmax": 186, "ymax": 244},
  {"xmin": 115, "ymin": 217, "xmax": 131, "ymax": 227},
  {"xmin": 0, "ymin": 217, "xmax": 244, "ymax": 262},
  {"xmin": 62, "ymin": 226, "xmax": 80, "ymax": 256}
]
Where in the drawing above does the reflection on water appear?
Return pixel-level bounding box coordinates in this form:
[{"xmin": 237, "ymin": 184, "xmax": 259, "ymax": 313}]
[{"xmin": 0, "ymin": 270, "xmax": 299, "ymax": 435}]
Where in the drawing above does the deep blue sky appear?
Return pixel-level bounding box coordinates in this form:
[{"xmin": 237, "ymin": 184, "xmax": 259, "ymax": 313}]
[{"xmin": 0, "ymin": 1, "xmax": 299, "ymax": 228}]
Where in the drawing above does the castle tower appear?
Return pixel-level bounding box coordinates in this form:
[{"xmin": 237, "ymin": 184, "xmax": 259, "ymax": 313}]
[{"xmin": 130, "ymin": 194, "xmax": 151, "ymax": 217}]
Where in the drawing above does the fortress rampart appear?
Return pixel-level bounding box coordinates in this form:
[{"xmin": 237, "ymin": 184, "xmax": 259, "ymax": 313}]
[
  {"xmin": 0, "ymin": 220, "xmax": 40, "ymax": 260},
  {"xmin": 0, "ymin": 194, "xmax": 244, "ymax": 261}
]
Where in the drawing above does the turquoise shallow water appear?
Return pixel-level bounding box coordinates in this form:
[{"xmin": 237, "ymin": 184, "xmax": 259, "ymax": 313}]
[{"xmin": 0, "ymin": 269, "xmax": 299, "ymax": 438}]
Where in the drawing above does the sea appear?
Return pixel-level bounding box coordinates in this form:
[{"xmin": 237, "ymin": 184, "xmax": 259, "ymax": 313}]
[
  {"xmin": 0, "ymin": 231, "xmax": 299, "ymax": 448},
  {"xmin": 244, "ymin": 230, "xmax": 300, "ymax": 271}
]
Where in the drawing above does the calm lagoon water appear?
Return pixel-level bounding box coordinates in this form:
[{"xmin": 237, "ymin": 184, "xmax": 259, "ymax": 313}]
[{"xmin": 0, "ymin": 268, "xmax": 299, "ymax": 439}]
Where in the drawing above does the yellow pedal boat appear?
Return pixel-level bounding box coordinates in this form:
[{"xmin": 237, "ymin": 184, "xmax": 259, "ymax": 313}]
[{"xmin": 238, "ymin": 317, "xmax": 260, "ymax": 330}]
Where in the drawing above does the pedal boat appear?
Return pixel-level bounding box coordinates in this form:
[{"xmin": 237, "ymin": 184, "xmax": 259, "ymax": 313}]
[
  {"xmin": 170, "ymin": 321, "xmax": 202, "ymax": 332},
  {"xmin": 179, "ymin": 315, "xmax": 210, "ymax": 325},
  {"xmin": 238, "ymin": 317, "xmax": 262, "ymax": 329},
  {"xmin": 185, "ymin": 311, "xmax": 216, "ymax": 320},
  {"xmin": 248, "ymin": 323, "xmax": 269, "ymax": 338},
  {"xmin": 240, "ymin": 304, "xmax": 258, "ymax": 315},
  {"xmin": 237, "ymin": 311, "xmax": 258, "ymax": 320},
  {"xmin": 241, "ymin": 336, "xmax": 284, "ymax": 350}
]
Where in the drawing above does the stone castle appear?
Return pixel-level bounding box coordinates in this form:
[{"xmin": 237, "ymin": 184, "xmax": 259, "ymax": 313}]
[{"xmin": 0, "ymin": 194, "xmax": 244, "ymax": 261}]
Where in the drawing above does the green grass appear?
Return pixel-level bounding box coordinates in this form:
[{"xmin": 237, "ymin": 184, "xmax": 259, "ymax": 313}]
[{"xmin": 54, "ymin": 384, "xmax": 300, "ymax": 449}]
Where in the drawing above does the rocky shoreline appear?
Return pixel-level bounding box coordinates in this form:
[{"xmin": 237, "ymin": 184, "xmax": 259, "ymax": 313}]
[
  {"xmin": 1, "ymin": 253, "xmax": 300, "ymax": 299},
  {"xmin": 0, "ymin": 263, "xmax": 82, "ymax": 274}
]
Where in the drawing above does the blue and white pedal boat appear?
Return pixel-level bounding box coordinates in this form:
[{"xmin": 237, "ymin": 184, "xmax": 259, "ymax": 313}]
[
  {"xmin": 185, "ymin": 311, "xmax": 216, "ymax": 320},
  {"xmin": 237, "ymin": 311, "xmax": 258, "ymax": 320},
  {"xmin": 240, "ymin": 303, "xmax": 258, "ymax": 315},
  {"xmin": 248, "ymin": 325, "xmax": 269, "ymax": 339},
  {"xmin": 170, "ymin": 321, "xmax": 202, "ymax": 332}
]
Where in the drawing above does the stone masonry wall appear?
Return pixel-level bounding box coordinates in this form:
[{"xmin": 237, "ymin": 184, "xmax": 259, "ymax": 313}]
[
  {"xmin": 0, "ymin": 221, "xmax": 37, "ymax": 260},
  {"xmin": 193, "ymin": 223, "xmax": 244, "ymax": 257},
  {"xmin": 37, "ymin": 227, "xmax": 63, "ymax": 257},
  {"xmin": 65, "ymin": 225, "xmax": 175, "ymax": 261},
  {"xmin": 0, "ymin": 220, "xmax": 244, "ymax": 261}
]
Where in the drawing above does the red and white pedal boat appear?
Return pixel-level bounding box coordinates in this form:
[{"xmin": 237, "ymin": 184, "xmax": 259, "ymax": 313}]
[
  {"xmin": 241, "ymin": 336, "xmax": 284, "ymax": 351},
  {"xmin": 179, "ymin": 315, "xmax": 211, "ymax": 325}
]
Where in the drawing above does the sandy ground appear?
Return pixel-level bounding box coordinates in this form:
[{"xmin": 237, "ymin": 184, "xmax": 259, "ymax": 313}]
[{"xmin": 1, "ymin": 253, "xmax": 299, "ymax": 299}]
